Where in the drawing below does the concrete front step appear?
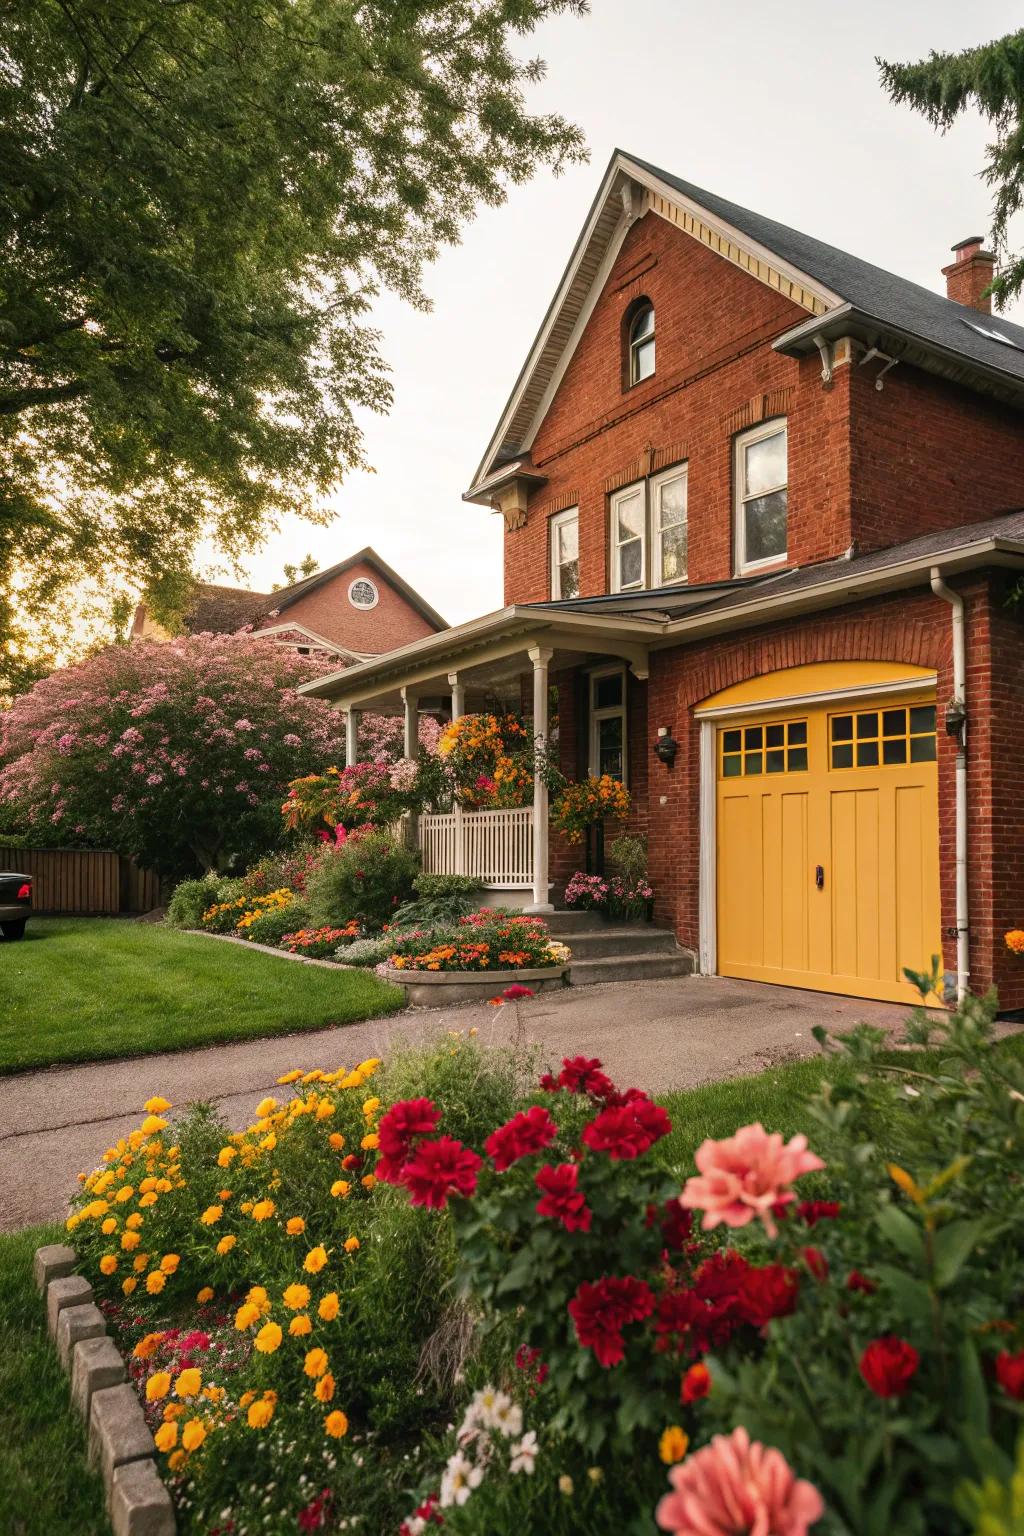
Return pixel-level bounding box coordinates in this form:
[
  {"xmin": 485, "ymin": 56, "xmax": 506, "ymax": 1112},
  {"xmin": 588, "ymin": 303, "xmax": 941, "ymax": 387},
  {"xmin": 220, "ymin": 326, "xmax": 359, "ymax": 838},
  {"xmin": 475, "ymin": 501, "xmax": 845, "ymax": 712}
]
[
  {"xmin": 550, "ymin": 925, "xmax": 681, "ymax": 959},
  {"xmin": 567, "ymin": 951, "xmax": 695, "ymax": 986},
  {"xmin": 543, "ymin": 909, "xmax": 608, "ymax": 932}
]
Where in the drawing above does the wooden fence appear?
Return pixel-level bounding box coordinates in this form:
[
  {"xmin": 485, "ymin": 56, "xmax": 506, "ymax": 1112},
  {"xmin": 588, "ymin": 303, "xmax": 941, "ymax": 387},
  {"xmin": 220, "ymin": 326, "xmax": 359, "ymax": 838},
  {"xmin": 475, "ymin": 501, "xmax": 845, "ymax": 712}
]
[{"xmin": 0, "ymin": 848, "xmax": 161, "ymax": 915}]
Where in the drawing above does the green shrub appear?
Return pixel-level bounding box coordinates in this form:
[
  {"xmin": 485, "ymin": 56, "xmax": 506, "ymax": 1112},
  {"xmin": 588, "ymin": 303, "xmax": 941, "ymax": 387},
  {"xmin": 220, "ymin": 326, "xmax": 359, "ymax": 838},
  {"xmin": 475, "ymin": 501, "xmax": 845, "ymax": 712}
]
[
  {"xmin": 304, "ymin": 829, "xmax": 419, "ymax": 930},
  {"xmin": 391, "ymin": 872, "xmax": 484, "ymax": 928},
  {"xmin": 240, "ymin": 844, "xmax": 322, "ymax": 897},
  {"xmin": 191, "ymin": 878, "xmax": 246, "ymax": 931},
  {"xmin": 606, "ymin": 832, "xmax": 648, "ymax": 882},
  {"xmin": 336, "ymin": 934, "xmax": 399, "ymax": 966},
  {"xmin": 166, "ymin": 875, "xmax": 227, "ymax": 928},
  {"xmin": 239, "ymin": 900, "xmax": 309, "ymax": 946}
]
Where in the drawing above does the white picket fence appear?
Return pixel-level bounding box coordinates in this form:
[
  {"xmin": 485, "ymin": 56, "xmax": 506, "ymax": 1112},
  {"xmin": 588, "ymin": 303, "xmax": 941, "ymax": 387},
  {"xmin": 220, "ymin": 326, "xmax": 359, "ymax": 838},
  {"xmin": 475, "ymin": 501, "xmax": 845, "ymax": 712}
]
[{"xmin": 418, "ymin": 806, "xmax": 534, "ymax": 888}]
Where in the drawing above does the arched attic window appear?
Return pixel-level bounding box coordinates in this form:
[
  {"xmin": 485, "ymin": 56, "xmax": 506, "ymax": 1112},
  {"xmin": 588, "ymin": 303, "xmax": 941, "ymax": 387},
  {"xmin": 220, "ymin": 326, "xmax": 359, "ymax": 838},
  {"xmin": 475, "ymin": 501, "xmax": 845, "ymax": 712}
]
[{"xmin": 626, "ymin": 299, "xmax": 655, "ymax": 386}]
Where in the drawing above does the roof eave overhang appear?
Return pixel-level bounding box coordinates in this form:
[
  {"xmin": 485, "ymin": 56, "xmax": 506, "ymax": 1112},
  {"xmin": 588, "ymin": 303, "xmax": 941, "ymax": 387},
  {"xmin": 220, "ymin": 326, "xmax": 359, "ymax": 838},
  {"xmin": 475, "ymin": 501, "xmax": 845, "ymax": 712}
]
[{"xmin": 773, "ymin": 307, "xmax": 1024, "ymax": 411}]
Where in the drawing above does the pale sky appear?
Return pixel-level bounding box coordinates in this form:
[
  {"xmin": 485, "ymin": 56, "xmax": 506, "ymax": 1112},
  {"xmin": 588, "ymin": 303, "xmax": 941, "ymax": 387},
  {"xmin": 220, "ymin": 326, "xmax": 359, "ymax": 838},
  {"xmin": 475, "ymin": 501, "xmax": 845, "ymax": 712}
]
[{"xmin": 212, "ymin": 0, "xmax": 1024, "ymax": 627}]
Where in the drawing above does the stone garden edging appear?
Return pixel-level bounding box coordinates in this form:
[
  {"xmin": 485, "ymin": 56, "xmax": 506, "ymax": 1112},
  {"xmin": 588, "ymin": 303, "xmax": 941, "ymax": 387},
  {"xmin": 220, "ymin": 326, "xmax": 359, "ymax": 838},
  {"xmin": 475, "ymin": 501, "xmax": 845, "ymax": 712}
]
[
  {"xmin": 33, "ymin": 1242, "xmax": 175, "ymax": 1536},
  {"xmin": 381, "ymin": 963, "xmax": 569, "ymax": 1007}
]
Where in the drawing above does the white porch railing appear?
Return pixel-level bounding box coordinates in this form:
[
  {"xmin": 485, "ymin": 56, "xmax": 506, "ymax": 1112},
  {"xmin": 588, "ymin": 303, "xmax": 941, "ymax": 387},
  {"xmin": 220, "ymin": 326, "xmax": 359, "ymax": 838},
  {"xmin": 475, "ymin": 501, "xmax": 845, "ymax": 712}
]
[{"xmin": 418, "ymin": 807, "xmax": 534, "ymax": 889}]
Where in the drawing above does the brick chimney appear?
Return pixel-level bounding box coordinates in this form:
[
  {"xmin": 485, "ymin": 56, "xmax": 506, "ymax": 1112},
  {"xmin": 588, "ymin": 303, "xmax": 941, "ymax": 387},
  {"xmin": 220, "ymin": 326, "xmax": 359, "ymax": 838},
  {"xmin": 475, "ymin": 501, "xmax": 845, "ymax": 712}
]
[{"xmin": 942, "ymin": 236, "xmax": 996, "ymax": 313}]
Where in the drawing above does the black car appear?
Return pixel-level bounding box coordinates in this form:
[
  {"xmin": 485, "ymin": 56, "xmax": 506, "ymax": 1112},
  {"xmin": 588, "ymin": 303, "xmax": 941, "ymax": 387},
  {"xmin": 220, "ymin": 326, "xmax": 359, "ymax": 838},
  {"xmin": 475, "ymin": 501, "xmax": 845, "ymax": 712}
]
[{"xmin": 0, "ymin": 871, "xmax": 31, "ymax": 940}]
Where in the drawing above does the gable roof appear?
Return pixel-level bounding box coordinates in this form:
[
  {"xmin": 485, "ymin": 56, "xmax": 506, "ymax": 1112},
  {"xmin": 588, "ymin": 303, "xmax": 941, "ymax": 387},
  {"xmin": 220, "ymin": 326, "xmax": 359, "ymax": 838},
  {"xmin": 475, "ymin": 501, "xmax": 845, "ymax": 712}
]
[
  {"xmin": 466, "ymin": 150, "xmax": 1024, "ymax": 499},
  {"xmin": 265, "ymin": 546, "xmax": 448, "ymax": 632},
  {"xmin": 185, "ymin": 583, "xmax": 272, "ymax": 634}
]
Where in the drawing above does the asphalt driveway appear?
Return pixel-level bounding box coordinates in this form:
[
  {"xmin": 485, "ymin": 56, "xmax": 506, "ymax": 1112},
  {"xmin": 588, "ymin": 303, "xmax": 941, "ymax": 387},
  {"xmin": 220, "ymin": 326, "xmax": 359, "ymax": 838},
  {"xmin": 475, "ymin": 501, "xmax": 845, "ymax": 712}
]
[{"xmin": 0, "ymin": 974, "xmax": 923, "ymax": 1231}]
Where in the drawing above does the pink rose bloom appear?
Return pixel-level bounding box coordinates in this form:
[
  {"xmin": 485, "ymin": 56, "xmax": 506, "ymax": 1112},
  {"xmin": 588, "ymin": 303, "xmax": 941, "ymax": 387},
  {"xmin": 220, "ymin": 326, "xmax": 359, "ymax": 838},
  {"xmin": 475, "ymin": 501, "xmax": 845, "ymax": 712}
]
[
  {"xmin": 656, "ymin": 1427, "xmax": 824, "ymax": 1536},
  {"xmin": 680, "ymin": 1122, "xmax": 825, "ymax": 1238}
]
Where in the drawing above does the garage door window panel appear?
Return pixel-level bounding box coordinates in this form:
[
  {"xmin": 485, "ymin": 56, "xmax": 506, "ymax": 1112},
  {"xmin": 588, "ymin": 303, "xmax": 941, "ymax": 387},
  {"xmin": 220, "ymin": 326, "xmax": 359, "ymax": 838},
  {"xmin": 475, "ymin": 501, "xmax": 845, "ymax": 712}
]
[
  {"xmin": 830, "ymin": 705, "xmax": 936, "ymax": 770},
  {"xmin": 720, "ymin": 719, "xmax": 808, "ymax": 778}
]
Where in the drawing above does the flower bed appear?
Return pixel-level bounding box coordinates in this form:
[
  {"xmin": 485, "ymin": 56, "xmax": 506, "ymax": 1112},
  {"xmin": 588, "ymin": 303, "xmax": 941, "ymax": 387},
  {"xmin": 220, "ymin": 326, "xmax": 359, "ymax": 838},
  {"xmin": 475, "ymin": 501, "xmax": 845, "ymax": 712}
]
[{"xmin": 380, "ymin": 911, "xmax": 570, "ymax": 1004}]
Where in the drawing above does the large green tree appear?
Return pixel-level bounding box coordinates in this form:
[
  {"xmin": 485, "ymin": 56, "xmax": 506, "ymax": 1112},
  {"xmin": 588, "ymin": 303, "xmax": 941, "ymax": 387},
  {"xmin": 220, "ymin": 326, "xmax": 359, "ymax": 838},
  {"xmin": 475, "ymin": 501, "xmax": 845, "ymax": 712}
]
[
  {"xmin": 879, "ymin": 30, "xmax": 1024, "ymax": 309},
  {"xmin": 0, "ymin": 0, "xmax": 586, "ymax": 675}
]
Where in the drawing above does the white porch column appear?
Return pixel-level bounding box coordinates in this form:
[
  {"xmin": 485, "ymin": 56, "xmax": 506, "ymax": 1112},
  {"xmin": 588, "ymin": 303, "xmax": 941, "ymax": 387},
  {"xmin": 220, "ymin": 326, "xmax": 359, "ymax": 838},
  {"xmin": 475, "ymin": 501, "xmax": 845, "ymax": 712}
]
[
  {"xmin": 401, "ymin": 687, "xmax": 419, "ymax": 760},
  {"xmin": 345, "ymin": 708, "xmax": 360, "ymax": 768},
  {"xmin": 448, "ymin": 672, "xmax": 466, "ymax": 875},
  {"xmin": 525, "ymin": 645, "xmax": 554, "ymax": 913}
]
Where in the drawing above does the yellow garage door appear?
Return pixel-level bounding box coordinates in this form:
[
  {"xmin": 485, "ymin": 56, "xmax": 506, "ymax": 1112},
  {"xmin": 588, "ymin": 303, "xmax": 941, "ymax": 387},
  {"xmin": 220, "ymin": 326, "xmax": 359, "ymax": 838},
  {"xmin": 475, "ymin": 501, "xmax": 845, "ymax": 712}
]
[{"xmin": 716, "ymin": 695, "xmax": 941, "ymax": 1004}]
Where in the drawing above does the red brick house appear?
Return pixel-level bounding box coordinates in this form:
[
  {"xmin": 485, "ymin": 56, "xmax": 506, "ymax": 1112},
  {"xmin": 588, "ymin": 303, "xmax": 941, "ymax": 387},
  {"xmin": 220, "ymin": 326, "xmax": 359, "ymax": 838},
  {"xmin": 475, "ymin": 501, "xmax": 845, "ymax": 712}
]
[
  {"xmin": 132, "ymin": 547, "xmax": 447, "ymax": 663},
  {"xmin": 303, "ymin": 151, "xmax": 1024, "ymax": 1010}
]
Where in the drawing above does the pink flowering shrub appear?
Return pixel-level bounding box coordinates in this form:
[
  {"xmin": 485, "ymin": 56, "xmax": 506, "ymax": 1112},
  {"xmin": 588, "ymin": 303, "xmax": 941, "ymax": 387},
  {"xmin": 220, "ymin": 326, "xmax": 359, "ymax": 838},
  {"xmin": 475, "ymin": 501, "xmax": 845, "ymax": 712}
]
[{"xmin": 0, "ymin": 636, "xmax": 343, "ymax": 875}]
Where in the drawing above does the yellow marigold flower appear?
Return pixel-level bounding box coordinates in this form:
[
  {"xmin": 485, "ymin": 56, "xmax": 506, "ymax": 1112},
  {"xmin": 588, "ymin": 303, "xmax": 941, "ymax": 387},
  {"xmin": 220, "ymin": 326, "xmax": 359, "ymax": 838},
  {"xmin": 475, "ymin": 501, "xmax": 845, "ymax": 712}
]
[
  {"xmin": 115, "ymin": 1185, "xmax": 134, "ymax": 1203},
  {"xmin": 200, "ymin": 1205, "xmax": 222, "ymax": 1226},
  {"xmin": 175, "ymin": 1368, "xmax": 202, "ymax": 1398},
  {"xmin": 139, "ymin": 1177, "xmax": 157, "ymax": 1194},
  {"xmin": 181, "ymin": 1419, "xmax": 206, "ymax": 1453},
  {"xmin": 276, "ymin": 1069, "xmax": 303, "ymax": 1084},
  {"xmin": 122, "ymin": 1277, "xmax": 138, "ymax": 1295},
  {"xmin": 163, "ymin": 1402, "xmax": 184, "ymax": 1421},
  {"xmin": 282, "ymin": 1283, "xmax": 310, "ymax": 1310},
  {"xmin": 247, "ymin": 1398, "xmax": 274, "ymax": 1429},
  {"xmin": 143, "ymin": 1097, "xmax": 172, "ymax": 1114},
  {"xmin": 314, "ymin": 1373, "xmax": 335, "ymax": 1403},
  {"xmin": 362, "ymin": 1097, "xmax": 381, "ymax": 1118},
  {"xmin": 125, "ymin": 1212, "xmax": 143, "ymax": 1230},
  {"xmin": 216, "ymin": 1147, "xmax": 237, "ymax": 1168},
  {"xmin": 303, "ymin": 1069, "xmax": 324, "ymax": 1083},
  {"xmin": 203, "ymin": 1385, "xmax": 225, "ymax": 1404},
  {"xmin": 343, "ymin": 1237, "xmax": 360, "ymax": 1254},
  {"xmin": 240, "ymin": 1200, "xmax": 253, "ymax": 1214},
  {"xmin": 155, "ymin": 1178, "xmax": 172, "ymax": 1194},
  {"xmin": 197, "ymin": 1287, "xmax": 214, "ymax": 1304},
  {"xmin": 99, "ymin": 1254, "xmax": 118, "ymax": 1276},
  {"xmin": 140, "ymin": 1116, "xmax": 167, "ymax": 1136},
  {"xmin": 139, "ymin": 1191, "xmax": 158, "ymax": 1208},
  {"xmin": 360, "ymin": 1133, "xmax": 379, "ymax": 1151},
  {"xmin": 659, "ymin": 1426, "xmax": 689, "ymax": 1465},
  {"xmin": 217, "ymin": 1189, "xmax": 233, "ymax": 1202},
  {"xmin": 246, "ymin": 1285, "xmax": 270, "ymax": 1310},
  {"xmin": 146, "ymin": 1270, "xmax": 166, "ymax": 1295},
  {"xmin": 289, "ymin": 1314, "xmax": 312, "ymax": 1337},
  {"xmin": 318, "ymin": 1292, "xmax": 340, "ymax": 1322},
  {"xmin": 315, "ymin": 1101, "xmax": 335, "ymax": 1121},
  {"xmin": 146, "ymin": 1372, "xmax": 171, "ymax": 1402},
  {"xmin": 285, "ymin": 1217, "xmax": 306, "ymax": 1236},
  {"xmin": 133, "ymin": 1253, "xmax": 150, "ymax": 1272},
  {"xmin": 134, "ymin": 1333, "xmax": 164, "ymax": 1360},
  {"xmin": 239, "ymin": 1391, "xmax": 256, "ymax": 1408},
  {"xmin": 83, "ymin": 1199, "xmax": 109, "ymax": 1219},
  {"xmin": 254, "ymin": 1321, "xmax": 282, "ymax": 1354},
  {"xmin": 160, "ymin": 1253, "xmax": 180, "ymax": 1274},
  {"xmin": 255, "ymin": 1097, "xmax": 278, "ymax": 1118},
  {"xmin": 304, "ymin": 1348, "xmax": 328, "ymax": 1378},
  {"xmin": 234, "ymin": 1302, "xmax": 261, "ymax": 1331},
  {"xmin": 154, "ymin": 1421, "xmax": 178, "ymax": 1453},
  {"xmin": 167, "ymin": 1449, "xmax": 186, "ymax": 1472},
  {"xmin": 360, "ymin": 1174, "xmax": 377, "ymax": 1191},
  {"xmin": 330, "ymin": 1181, "xmax": 350, "ymax": 1199},
  {"xmin": 250, "ymin": 1200, "xmax": 275, "ymax": 1222},
  {"xmin": 216, "ymin": 1235, "xmax": 236, "ymax": 1255},
  {"xmin": 324, "ymin": 1410, "xmax": 348, "ymax": 1439},
  {"xmin": 304, "ymin": 1245, "xmax": 328, "ymax": 1274},
  {"xmin": 101, "ymin": 1217, "xmax": 117, "ymax": 1236},
  {"xmin": 328, "ymin": 1133, "xmax": 345, "ymax": 1151}
]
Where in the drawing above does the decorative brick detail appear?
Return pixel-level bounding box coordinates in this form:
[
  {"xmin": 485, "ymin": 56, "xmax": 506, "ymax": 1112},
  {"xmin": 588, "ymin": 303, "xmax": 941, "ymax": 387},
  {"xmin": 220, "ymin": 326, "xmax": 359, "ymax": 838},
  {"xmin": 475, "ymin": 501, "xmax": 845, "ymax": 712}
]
[{"xmin": 720, "ymin": 387, "xmax": 794, "ymax": 437}]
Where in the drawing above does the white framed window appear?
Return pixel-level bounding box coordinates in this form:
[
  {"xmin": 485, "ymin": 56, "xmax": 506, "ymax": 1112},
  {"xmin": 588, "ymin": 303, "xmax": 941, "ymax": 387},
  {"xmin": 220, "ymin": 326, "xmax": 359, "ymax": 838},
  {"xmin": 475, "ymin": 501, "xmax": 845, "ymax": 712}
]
[
  {"xmin": 589, "ymin": 666, "xmax": 627, "ymax": 783},
  {"xmin": 652, "ymin": 464, "xmax": 688, "ymax": 585},
  {"xmin": 628, "ymin": 302, "xmax": 655, "ymax": 385},
  {"xmin": 348, "ymin": 577, "xmax": 379, "ymax": 609},
  {"xmin": 549, "ymin": 507, "xmax": 580, "ymax": 600},
  {"xmin": 610, "ymin": 481, "xmax": 645, "ymax": 592},
  {"xmin": 734, "ymin": 419, "xmax": 788, "ymax": 573}
]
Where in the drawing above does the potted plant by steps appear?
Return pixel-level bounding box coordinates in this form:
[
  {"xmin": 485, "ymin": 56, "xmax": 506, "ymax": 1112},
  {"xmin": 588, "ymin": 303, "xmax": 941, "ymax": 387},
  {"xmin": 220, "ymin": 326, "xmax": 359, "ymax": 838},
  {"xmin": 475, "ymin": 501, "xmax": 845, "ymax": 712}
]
[{"xmin": 379, "ymin": 908, "xmax": 570, "ymax": 1005}]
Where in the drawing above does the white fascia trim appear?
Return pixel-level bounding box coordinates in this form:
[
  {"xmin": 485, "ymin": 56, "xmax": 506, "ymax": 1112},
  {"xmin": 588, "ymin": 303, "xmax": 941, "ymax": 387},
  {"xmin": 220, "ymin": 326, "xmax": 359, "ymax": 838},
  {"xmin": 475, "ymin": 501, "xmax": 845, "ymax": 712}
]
[
  {"xmin": 698, "ymin": 720, "xmax": 716, "ymax": 976},
  {"xmin": 254, "ymin": 622, "xmax": 364, "ymax": 662}
]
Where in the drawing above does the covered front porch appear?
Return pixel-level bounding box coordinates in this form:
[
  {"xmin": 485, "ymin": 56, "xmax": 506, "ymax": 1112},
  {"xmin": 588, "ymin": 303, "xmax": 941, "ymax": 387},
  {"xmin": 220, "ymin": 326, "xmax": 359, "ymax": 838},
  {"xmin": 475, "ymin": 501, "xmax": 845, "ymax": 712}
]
[{"xmin": 301, "ymin": 605, "xmax": 658, "ymax": 911}]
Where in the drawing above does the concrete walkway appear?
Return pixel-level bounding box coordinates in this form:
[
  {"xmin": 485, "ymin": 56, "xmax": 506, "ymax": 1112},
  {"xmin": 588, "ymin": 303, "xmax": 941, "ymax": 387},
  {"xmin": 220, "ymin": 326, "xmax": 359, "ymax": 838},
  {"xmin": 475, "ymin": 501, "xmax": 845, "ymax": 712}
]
[{"xmin": 0, "ymin": 976, "xmax": 930, "ymax": 1232}]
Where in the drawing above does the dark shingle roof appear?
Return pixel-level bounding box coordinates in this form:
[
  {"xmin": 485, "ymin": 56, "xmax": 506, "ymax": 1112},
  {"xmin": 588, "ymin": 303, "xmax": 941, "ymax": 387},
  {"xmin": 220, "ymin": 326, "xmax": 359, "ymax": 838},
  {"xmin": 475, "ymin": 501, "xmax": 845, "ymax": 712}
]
[
  {"xmin": 185, "ymin": 583, "xmax": 273, "ymax": 634},
  {"xmin": 627, "ymin": 152, "xmax": 1024, "ymax": 386}
]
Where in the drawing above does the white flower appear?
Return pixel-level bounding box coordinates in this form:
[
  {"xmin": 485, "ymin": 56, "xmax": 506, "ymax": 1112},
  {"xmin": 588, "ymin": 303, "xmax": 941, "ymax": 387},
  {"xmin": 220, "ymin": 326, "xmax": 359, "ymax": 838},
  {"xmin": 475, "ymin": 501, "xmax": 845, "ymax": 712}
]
[
  {"xmin": 440, "ymin": 1451, "xmax": 483, "ymax": 1508},
  {"xmin": 492, "ymin": 1398, "xmax": 522, "ymax": 1438},
  {"xmin": 509, "ymin": 1431, "xmax": 538, "ymax": 1475}
]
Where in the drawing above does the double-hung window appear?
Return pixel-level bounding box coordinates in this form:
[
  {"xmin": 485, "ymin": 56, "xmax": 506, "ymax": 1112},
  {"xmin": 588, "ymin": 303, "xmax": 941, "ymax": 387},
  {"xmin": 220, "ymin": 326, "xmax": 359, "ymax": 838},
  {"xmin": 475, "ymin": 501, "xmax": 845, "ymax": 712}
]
[
  {"xmin": 610, "ymin": 464, "xmax": 688, "ymax": 591},
  {"xmin": 589, "ymin": 667, "xmax": 627, "ymax": 782},
  {"xmin": 735, "ymin": 420, "xmax": 788, "ymax": 572},
  {"xmin": 549, "ymin": 507, "xmax": 579, "ymax": 600}
]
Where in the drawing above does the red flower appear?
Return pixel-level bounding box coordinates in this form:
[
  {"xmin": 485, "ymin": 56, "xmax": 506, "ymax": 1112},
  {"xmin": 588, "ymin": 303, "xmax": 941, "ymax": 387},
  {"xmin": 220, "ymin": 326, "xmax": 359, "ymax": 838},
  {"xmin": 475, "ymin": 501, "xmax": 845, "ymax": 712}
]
[
  {"xmin": 376, "ymin": 1097, "xmax": 442, "ymax": 1183},
  {"xmin": 568, "ymin": 1275, "xmax": 655, "ymax": 1367},
  {"xmin": 859, "ymin": 1336, "xmax": 920, "ymax": 1398},
  {"xmin": 485, "ymin": 1105, "xmax": 558, "ymax": 1172},
  {"xmin": 534, "ymin": 1162, "xmax": 592, "ymax": 1232},
  {"xmin": 503, "ymin": 983, "xmax": 535, "ymax": 1000},
  {"xmin": 538, "ymin": 1072, "xmax": 559, "ymax": 1091},
  {"xmin": 801, "ymin": 1246, "xmax": 829, "ymax": 1283},
  {"xmin": 681, "ymin": 1362, "xmax": 711, "ymax": 1402},
  {"xmin": 995, "ymin": 1349, "xmax": 1024, "ymax": 1400},
  {"xmin": 797, "ymin": 1199, "xmax": 841, "ymax": 1227},
  {"xmin": 582, "ymin": 1098, "xmax": 671, "ymax": 1160},
  {"xmin": 558, "ymin": 1055, "xmax": 616, "ymax": 1098},
  {"xmin": 646, "ymin": 1199, "xmax": 695, "ymax": 1253},
  {"xmin": 846, "ymin": 1270, "xmax": 877, "ymax": 1295},
  {"xmin": 739, "ymin": 1263, "xmax": 800, "ymax": 1327},
  {"xmin": 400, "ymin": 1136, "xmax": 482, "ymax": 1209}
]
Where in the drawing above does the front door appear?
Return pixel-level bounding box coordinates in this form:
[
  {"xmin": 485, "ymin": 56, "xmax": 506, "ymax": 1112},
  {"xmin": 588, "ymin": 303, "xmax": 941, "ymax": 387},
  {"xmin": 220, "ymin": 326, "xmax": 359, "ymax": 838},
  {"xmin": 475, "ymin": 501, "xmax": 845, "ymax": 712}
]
[{"xmin": 715, "ymin": 695, "xmax": 941, "ymax": 1004}]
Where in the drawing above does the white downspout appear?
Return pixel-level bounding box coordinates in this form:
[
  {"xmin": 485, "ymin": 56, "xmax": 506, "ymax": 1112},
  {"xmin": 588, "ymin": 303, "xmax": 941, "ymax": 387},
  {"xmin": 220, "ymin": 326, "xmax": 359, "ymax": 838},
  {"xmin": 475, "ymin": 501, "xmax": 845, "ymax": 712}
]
[{"xmin": 929, "ymin": 567, "xmax": 969, "ymax": 1003}]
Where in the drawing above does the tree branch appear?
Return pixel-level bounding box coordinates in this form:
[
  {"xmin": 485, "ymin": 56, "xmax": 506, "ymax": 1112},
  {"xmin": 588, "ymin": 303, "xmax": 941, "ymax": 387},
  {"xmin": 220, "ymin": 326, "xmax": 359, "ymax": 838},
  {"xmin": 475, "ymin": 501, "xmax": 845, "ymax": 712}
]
[{"xmin": 0, "ymin": 381, "xmax": 89, "ymax": 415}]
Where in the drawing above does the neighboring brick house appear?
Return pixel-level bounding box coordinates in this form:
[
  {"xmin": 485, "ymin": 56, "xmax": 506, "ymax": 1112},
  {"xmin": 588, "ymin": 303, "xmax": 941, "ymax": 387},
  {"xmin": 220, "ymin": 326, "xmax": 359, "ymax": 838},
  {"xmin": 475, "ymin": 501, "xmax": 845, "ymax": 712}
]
[
  {"xmin": 132, "ymin": 547, "xmax": 447, "ymax": 664},
  {"xmin": 304, "ymin": 150, "xmax": 1024, "ymax": 1010}
]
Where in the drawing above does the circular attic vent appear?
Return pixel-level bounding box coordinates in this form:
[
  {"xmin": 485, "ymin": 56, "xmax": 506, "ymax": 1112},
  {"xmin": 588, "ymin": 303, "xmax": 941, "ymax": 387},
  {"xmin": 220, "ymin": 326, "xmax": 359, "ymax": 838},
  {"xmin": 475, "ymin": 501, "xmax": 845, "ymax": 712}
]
[{"xmin": 348, "ymin": 577, "xmax": 379, "ymax": 610}]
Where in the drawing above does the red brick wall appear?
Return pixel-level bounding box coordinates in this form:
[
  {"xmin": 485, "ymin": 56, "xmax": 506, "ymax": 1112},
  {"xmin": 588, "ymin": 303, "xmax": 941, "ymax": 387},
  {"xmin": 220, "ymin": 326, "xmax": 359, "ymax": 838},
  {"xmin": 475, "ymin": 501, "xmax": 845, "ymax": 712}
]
[
  {"xmin": 255, "ymin": 561, "xmax": 440, "ymax": 654},
  {"xmin": 501, "ymin": 210, "xmax": 1024, "ymax": 605}
]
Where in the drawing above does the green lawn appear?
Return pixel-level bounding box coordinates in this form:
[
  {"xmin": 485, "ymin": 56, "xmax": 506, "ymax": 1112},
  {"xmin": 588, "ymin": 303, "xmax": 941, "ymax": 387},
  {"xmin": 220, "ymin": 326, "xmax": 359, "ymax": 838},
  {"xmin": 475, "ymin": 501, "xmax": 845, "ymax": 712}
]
[
  {"xmin": 0, "ymin": 918, "xmax": 405, "ymax": 1075},
  {"xmin": 0, "ymin": 1224, "xmax": 111, "ymax": 1536}
]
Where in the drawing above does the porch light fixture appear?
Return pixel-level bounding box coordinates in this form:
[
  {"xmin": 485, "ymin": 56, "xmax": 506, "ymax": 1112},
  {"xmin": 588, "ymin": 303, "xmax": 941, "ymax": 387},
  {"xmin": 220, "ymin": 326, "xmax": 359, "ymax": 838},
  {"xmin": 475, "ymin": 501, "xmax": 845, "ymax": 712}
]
[
  {"xmin": 654, "ymin": 726, "xmax": 678, "ymax": 766},
  {"xmin": 944, "ymin": 696, "xmax": 967, "ymax": 744}
]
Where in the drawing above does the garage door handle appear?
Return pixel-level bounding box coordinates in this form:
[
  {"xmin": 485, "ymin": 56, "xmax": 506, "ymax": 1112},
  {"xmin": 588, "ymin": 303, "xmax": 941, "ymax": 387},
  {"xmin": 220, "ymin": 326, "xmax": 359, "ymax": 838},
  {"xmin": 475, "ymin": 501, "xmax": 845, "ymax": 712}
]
[{"xmin": 815, "ymin": 865, "xmax": 825, "ymax": 889}]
